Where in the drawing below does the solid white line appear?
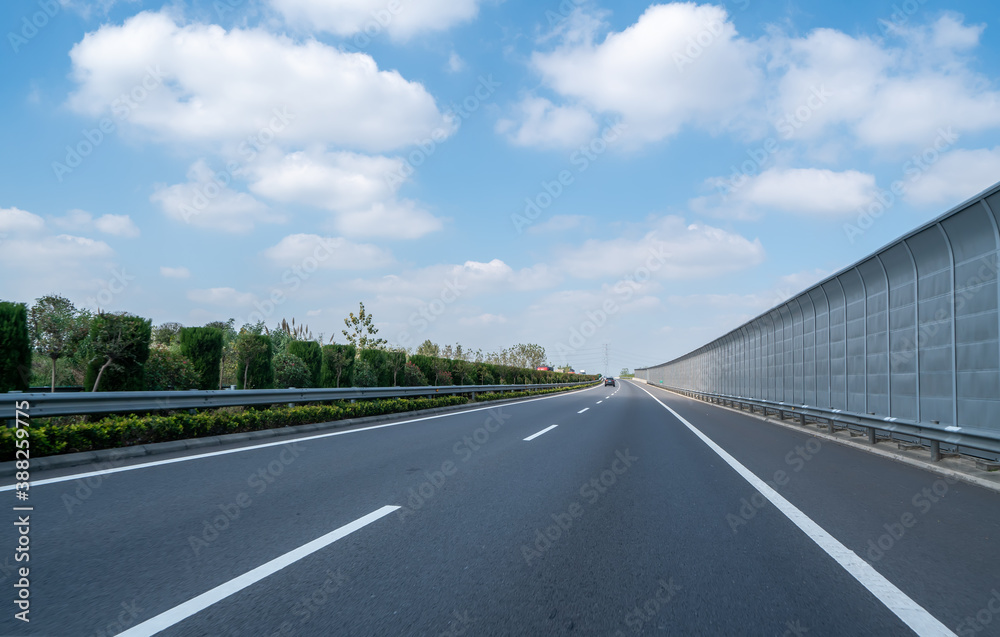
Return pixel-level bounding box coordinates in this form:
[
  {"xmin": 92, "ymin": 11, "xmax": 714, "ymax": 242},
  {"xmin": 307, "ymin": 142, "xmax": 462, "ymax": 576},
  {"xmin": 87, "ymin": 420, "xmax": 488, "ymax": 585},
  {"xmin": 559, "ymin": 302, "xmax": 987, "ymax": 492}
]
[
  {"xmin": 631, "ymin": 382, "xmax": 955, "ymax": 637},
  {"xmin": 117, "ymin": 505, "xmax": 399, "ymax": 637},
  {"xmin": 577, "ymin": 408, "xmax": 589, "ymax": 414},
  {"xmin": 1, "ymin": 384, "xmax": 605, "ymax": 492},
  {"xmin": 523, "ymin": 425, "xmax": 558, "ymax": 441}
]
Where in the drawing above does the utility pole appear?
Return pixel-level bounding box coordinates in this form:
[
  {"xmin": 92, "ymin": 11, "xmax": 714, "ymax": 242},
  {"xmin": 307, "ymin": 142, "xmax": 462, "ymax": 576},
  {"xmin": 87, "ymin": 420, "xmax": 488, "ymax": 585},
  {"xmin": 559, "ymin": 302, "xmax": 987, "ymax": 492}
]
[{"xmin": 603, "ymin": 343, "xmax": 609, "ymax": 375}]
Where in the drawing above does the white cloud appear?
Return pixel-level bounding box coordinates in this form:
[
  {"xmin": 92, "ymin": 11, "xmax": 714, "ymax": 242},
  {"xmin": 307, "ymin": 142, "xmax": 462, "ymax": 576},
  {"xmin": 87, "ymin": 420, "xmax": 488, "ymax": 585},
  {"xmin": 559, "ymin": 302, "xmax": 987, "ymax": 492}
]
[
  {"xmin": 459, "ymin": 313, "xmax": 508, "ymax": 326},
  {"xmin": 187, "ymin": 287, "xmax": 257, "ymax": 307},
  {"xmin": 160, "ymin": 266, "xmax": 191, "ymax": 279},
  {"xmin": 526, "ymin": 214, "xmax": 587, "ymax": 235},
  {"xmin": 263, "ymin": 234, "xmax": 394, "ymax": 270},
  {"xmin": 249, "ymin": 150, "xmax": 400, "ymax": 211},
  {"xmin": 0, "ymin": 208, "xmax": 45, "ymax": 233},
  {"xmin": 151, "ymin": 160, "xmax": 284, "ymax": 233},
  {"xmin": 447, "ymin": 52, "xmax": 466, "ymax": 73},
  {"xmin": 529, "ymin": 4, "xmax": 761, "ymax": 146},
  {"xmin": 496, "ymin": 96, "xmax": 597, "ymax": 149},
  {"xmin": 903, "ymin": 147, "xmax": 1000, "ymax": 207},
  {"xmin": 738, "ymin": 168, "xmax": 878, "ymax": 218},
  {"xmin": 94, "ymin": 214, "xmax": 140, "ymax": 237},
  {"xmin": 270, "ymin": 0, "xmax": 482, "ymax": 40},
  {"xmin": 555, "ymin": 216, "xmax": 765, "ymax": 279},
  {"xmin": 67, "ymin": 11, "xmax": 452, "ymax": 153},
  {"xmin": 333, "ymin": 200, "xmax": 444, "ymax": 240}
]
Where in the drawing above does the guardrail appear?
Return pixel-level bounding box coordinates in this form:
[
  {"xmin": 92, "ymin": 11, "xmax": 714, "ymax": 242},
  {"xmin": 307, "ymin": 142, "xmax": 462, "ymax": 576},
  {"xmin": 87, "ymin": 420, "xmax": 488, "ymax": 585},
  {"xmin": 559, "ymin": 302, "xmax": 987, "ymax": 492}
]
[
  {"xmin": 637, "ymin": 380, "xmax": 1000, "ymax": 464},
  {"xmin": 1, "ymin": 381, "xmax": 597, "ymax": 421}
]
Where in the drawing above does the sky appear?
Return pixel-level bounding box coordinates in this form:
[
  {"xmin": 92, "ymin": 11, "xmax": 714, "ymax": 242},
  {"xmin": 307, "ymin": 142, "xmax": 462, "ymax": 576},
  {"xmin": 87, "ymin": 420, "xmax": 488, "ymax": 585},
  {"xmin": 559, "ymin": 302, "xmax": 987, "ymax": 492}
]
[{"xmin": 2, "ymin": 0, "xmax": 1000, "ymax": 377}]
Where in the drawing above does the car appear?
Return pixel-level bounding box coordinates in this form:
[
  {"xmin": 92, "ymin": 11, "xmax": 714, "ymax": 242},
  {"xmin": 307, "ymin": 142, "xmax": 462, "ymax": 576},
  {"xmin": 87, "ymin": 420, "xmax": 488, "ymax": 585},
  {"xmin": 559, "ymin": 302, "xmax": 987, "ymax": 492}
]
[{"xmin": 604, "ymin": 377, "xmax": 615, "ymax": 386}]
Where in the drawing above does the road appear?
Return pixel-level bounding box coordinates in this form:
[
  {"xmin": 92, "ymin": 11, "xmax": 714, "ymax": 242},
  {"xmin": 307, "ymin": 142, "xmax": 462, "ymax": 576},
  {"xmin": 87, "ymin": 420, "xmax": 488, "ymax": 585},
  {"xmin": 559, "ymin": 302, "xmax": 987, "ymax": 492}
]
[{"xmin": 2, "ymin": 380, "xmax": 999, "ymax": 636}]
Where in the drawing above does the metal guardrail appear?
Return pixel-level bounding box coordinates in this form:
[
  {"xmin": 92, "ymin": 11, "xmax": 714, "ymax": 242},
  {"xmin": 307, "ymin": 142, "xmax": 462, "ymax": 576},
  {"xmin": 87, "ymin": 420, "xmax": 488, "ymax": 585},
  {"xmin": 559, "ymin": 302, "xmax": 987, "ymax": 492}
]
[
  {"xmin": 1, "ymin": 381, "xmax": 597, "ymax": 420},
  {"xmin": 637, "ymin": 380, "xmax": 1000, "ymax": 462}
]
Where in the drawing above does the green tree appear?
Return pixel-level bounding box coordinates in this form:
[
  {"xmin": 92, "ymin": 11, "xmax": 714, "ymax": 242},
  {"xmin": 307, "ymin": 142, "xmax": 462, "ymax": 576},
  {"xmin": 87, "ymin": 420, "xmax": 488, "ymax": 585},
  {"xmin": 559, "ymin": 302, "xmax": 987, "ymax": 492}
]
[
  {"xmin": 84, "ymin": 312, "xmax": 153, "ymax": 392},
  {"xmin": 206, "ymin": 319, "xmax": 237, "ymax": 388},
  {"xmin": 179, "ymin": 327, "xmax": 224, "ymax": 390},
  {"xmin": 0, "ymin": 301, "xmax": 31, "ymax": 393},
  {"xmin": 321, "ymin": 344, "xmax": 356, "ymax": 388},
  {"xmin": 234, "ymin": 324, "xmax": 273, "ymax": 389},
  {"xmin": 353, "ymin": 358, "xmax": 377, "ymax": 387},
  {"xmin": 272, "ymin": 352, "xmax": 312, "ymax": 389},
  {"xmin": 359, "ymin": 349, "xmax": 390, "ymax": 386},
  {"xmin": 416, "ymin": 339, "xmax": 440, "ymax": 357},
  {"xmin": 28, "ymin": 294, "xmax": 90, "ymax": 391},
  {"xmin": 288, "ymin": 340, "xmax": 322, "ymax": 387},
  {"xmin": 145, "ymin": 346, "xmax": 201, "ymax": 390},
  {"xmin": 152, "ymin": 322, "xmax": 184, "ymax": 346},
  {"xmin": 342, "ymin": 302, "xmax": 386, "ymax": 349},
  {"xmin": 385, "ymin": 350, "xmax": 406, "ymax": 386},
  {"xmin": 402, "ymin": 361, "xmax": 428, "ymax": 386}
]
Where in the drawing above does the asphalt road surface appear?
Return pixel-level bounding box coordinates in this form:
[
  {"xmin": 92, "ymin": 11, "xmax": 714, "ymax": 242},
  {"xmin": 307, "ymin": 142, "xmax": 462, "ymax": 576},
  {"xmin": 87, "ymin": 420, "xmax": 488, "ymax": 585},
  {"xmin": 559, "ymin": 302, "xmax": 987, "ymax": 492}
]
[{"xmin": 2, "ymin": 380, "xmax": 998, "ymax": 636}]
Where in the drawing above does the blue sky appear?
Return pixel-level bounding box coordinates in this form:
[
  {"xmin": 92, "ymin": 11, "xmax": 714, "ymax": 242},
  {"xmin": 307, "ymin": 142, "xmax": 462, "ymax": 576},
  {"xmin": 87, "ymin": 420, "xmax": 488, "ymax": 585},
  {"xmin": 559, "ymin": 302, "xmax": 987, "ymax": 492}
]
[{"xmin": 3, "ymin": 0, "xmax": 1000, "ymax": 376}]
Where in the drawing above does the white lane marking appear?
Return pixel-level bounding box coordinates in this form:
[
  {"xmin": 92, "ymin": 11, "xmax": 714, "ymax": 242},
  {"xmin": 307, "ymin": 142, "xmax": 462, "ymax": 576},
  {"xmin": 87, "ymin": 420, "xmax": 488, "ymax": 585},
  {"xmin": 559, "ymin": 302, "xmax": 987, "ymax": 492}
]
[
  {"xmin": 523, "ymin": 425, "xmax": 559, "ymax": 441},
  {"xmin": 632, "ymin": 383, "xmax": 955, "ymax": 637},
  {"xmin": 1, "ymin": 384, "xmax": 606, "ymax": 491},
  {"xmin": 605, "ymin": 396, "xmax": 610, "ymax": 399},
  {"xmin": 117, "ymin": 505, "xmax": 399, "ymax": 637},
  {"xmin": 597, "ymin": 401, "xmax": 603, "ymax": 404},
  {"xmin": 577, "ymin": 408, "xmax": 589, "ymax": 414}
]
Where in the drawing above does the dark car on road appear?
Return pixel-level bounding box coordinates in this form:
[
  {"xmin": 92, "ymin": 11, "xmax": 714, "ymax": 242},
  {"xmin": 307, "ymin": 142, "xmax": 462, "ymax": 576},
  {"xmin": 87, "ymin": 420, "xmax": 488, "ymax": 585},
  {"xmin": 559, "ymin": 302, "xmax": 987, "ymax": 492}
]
[{"xmin": 604, "ymin": 377, "xmax": 615, "ymax": 386}]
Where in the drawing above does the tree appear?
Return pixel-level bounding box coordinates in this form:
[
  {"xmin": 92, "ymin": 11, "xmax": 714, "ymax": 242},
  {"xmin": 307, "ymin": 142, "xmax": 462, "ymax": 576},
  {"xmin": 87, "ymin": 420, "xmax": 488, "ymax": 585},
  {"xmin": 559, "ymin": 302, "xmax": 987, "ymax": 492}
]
[
  {"xmin": 402, "ymin": 362, "xmax": 428, "ymax": 386},
  {"xmin": 342, "ymin": 302, "xmax": 387, "ymax": 350},
  {"xmin": 0, "ymin": 301, "xmax": 31, "ymax": 393},
  {"xmin": 179, "ymin": 327, "xmax": 224, "ymax": 390},
  {"xmin": 145, "ymin": 346, "xmax": 201, "ymax": 390},
  {"xmin": 416, "ymin": 339, "xmax": 440, "ymax": 357},
  {"xmin": 353, "ymin": 358, "xmax": 377, "ymax": 387},
  {"xmin": 321, "ymin": 344, "xmax": 355, "ymax": 388},
  {"xmin": 152, "ymin": 322, "xmax": 183, "ymax": 346},
  {"xmin": 28, "ymin": 294, "xmax": 90, "ymax": 391},
  {"xmin": 84, "ymin": 312, "xmax": 152, "ymax": 392},
  {"xmin": 273, "ymin": 352, "xmax": 312, "ymax": 389},
  {"xmin": 206, "ymin": 319, "xmax": 237, "ymax": 388},
  {"xmin": 441, "ymin": 344, "xmax": 453, "ymax": 359},
  {"xmin": 288, "ymin": 340, "xmax": 322, "ymax": 387},
  {"xmin": 620, "ymin": 368, "xmax": 632, "ymax": 378},
  {"xmin": 234, "ymin": 324, "xmax": 273, "ymax": 390},
  {"xmin": 385, "ymin": 350, "xmax": 406, "ymax": 386}
]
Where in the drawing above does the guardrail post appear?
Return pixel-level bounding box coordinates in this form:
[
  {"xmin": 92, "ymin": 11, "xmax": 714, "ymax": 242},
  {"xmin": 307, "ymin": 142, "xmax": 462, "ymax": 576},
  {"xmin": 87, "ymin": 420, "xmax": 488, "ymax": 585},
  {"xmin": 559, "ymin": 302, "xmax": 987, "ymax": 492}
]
[
  {"xmin": 828, "ymin": 419, "xmax": 835, "ymax": 434},
  {"xmin": 799, "ymin": 413, "xmax": 806, "ymax": 426},
  {"xmin": 868, "ymin": 427, "xmax": 876, "ymax": 444},
  {"xmin": 930, "ymin": 439, "xmax": 941, "ymax": 462}
]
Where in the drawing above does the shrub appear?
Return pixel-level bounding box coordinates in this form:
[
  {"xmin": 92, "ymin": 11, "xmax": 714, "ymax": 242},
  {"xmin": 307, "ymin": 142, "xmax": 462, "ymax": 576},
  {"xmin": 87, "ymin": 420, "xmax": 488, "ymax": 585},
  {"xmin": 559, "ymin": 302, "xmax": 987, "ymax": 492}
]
[
  {"xmin": 287, "ymin": 341, "xmax": 322, "ymax": 387},
  {"xmin": 84, "ymin": 312, "xmax": 152, "ymax": 392},
  {"xmin": 359, "ymin": 349, "xmax": 389, "ymax": 387},
  {"xmin": 402, "ymin": 362, "xmax": 428, "ymax": 386},
  {"xmin": 273, "ymin": 352, "xmax": 313, "ymax": 389},
  {"xmin": 235, "ymin": 333, "xmax": 273, "ymax": 389},
  {"xmin": 321, "ymin": 344, "xmax": 355, "ymax": 387},
  {"xmin": 385, "ymin": 350, "xmax": 406, "ymax": 386},
  {"xmin": 179, "ymin": 327, "xmax": 223, "ymax": 390},
  {"xmin": 407, "ymin": 354, "xmax": 435, "ymax": 384},
  {"xmin": 435, "ymin": 370, "xmax": 453, "ymax": 386},
  {"xmin": 353, "ymin": 358, "xmax": 377, "ymax": 387},
  {"xmin": 145, "ymin": 346, "xmax": 201, "ymax": 390},
  {"xmin": 0, "ymin": 301, "xmax": 31, "ymax": 393}
]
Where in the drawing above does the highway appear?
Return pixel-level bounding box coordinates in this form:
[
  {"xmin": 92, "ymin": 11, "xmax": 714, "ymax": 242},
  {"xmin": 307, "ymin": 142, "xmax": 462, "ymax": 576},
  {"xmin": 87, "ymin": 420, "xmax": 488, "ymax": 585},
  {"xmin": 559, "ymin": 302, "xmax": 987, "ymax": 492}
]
[{"xmin": 3, "ymin": 380, "xmax": 999, "ymax": 636}]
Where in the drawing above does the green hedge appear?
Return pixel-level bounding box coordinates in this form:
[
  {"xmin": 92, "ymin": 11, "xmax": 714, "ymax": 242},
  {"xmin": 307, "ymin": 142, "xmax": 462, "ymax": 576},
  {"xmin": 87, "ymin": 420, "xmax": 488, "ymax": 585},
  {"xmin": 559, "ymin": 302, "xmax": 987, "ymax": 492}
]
[
  {"xmin": 236, "ymin": 334, "xmax": 273, "ymax": 389},
  {"xmin": 0, "ymin": 301, "xmax": 31, "ymax": 393},
  {"xmin": 2, "ymin": 395, "xmax": 469, "ymax": 457},
  {"xmin": 287, "ymin": 341, "xmax": 322, "ymax": 387},
  {"xmin": 359, "ymin": 349, "xmax": 390, "ymax": 387},
  {"xmin": 321, "ymin": 344, "xmax": 355, "ymax": 387},
  {"xmin": 179, "ymin": 327, "xmax": 223, "ymax": 390}
]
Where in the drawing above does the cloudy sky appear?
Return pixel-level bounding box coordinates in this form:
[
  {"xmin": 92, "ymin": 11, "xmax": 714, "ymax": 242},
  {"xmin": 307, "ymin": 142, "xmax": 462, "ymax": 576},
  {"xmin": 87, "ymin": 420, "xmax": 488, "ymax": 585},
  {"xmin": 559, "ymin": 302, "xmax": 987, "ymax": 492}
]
[{"xmin": 3, "ymin": 0, "xmax": 1000, "ymax": 375}]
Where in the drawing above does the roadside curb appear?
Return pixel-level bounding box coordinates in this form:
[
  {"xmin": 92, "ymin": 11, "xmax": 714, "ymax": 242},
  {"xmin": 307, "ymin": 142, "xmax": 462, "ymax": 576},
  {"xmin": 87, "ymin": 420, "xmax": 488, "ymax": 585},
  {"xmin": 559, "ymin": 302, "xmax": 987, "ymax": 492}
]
[
  {"xmin": 637, "ymin": 381, "xmax": 1000, "ymax": 495},
  {"xmin": 2, "ymin": 386, "xmax": 596, "ymax": 477}
]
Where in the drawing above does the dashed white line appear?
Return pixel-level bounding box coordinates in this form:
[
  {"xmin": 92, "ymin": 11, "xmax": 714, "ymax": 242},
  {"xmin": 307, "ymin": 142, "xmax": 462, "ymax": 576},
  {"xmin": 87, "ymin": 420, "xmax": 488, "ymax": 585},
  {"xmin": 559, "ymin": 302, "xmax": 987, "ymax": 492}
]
[
  {"xmin": 596, "ymin": 401, "xmax": 603, "ymax": 404},
  {"xmin": 117, "ymin": 505, "xmax": 399, "ymax": 637},
  {"xmin": 632, "ymin": 383, "xmax": 956, "ymax": 637},
  {"xmin": 523, "ymin": 425, "xmax": 559, "ymax": 441},
  {"xmin": 577, "ymin": 408, "xmax": 589, "ymax": 414}
]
